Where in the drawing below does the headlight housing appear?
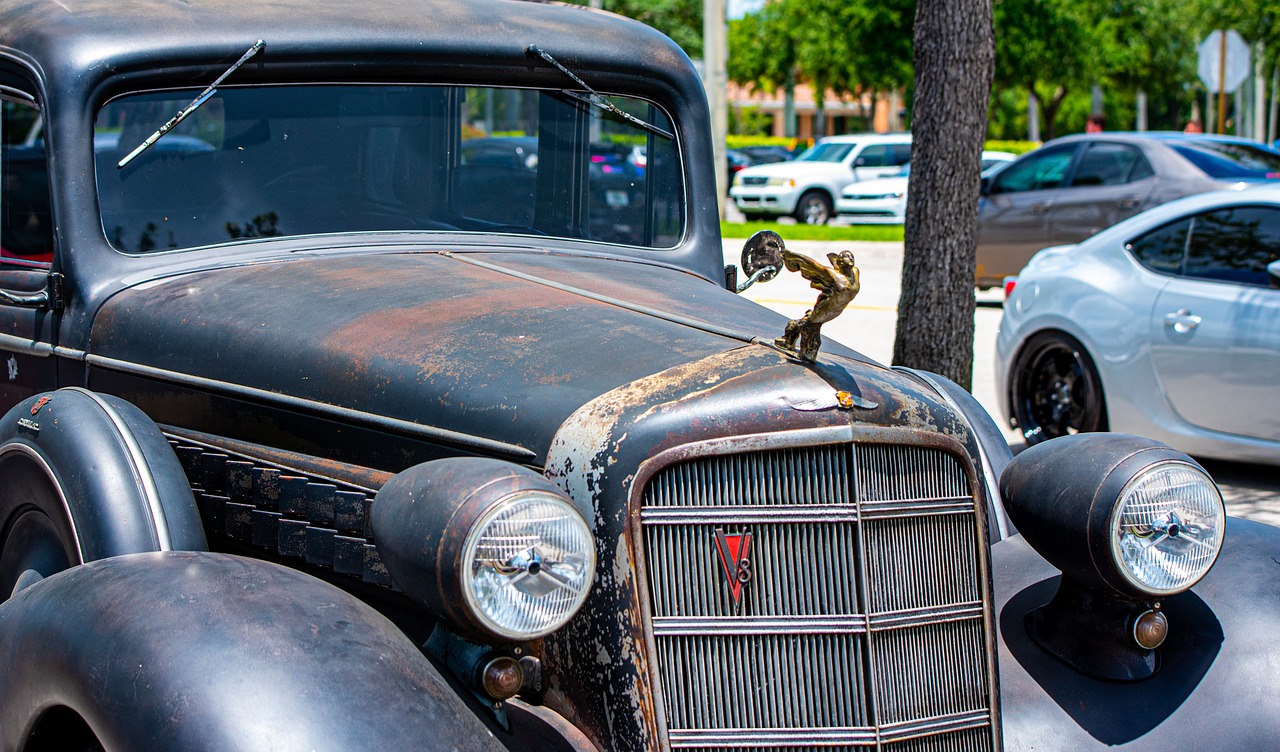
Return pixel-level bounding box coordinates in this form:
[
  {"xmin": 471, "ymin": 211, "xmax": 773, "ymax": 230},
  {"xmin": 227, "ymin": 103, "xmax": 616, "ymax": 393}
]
[
  {"xmin": 372, "ymin": 457, "xmax": 596, "ymax": 642},
  {"xmin": 462, "ymin": 490, "xmax": 594, "ymax": 640},
  {"xmin": 1002, "ymin": 434, "xmax": 1224, "ymax": 599},
  {"xmin": 1000, "ymin": 433, "xmax": 1226, "ymax": 680},
  {"xmin": 1110, "ymin": 460, "xmax": 1223, "ymax": 596},
  {"xmin": 766, "ymin": 176, "xmax": 794, "ymax": 187}
]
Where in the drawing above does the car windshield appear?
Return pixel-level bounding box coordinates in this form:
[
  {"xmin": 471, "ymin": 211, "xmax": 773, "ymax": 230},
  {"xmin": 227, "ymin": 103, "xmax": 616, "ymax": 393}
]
[
  {"xmin": 95, "ymin": 84, "xmax": 684, "ymax": 252},
  {"xmin": 1170, "ymin": 140, "xmax": 1280, "ymax": 180},
  {"xmin": 794, "ymin": 142, "xmax": 855, "ymax": 163}
]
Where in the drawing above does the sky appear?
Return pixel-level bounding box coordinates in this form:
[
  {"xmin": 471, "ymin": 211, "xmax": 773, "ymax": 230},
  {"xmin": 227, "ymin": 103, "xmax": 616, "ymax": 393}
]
[{"xmin": 728, "ymin": 0, "xmax": 764, "ymax": 19}]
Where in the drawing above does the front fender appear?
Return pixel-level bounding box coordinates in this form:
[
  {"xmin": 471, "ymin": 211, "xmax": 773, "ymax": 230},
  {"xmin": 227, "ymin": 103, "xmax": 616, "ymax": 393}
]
[
  {"xmin": 995, "ymin": 517, "xmax": 1280, "ymax": 748},
  {"xmin": 0, "ymin": 551, "xmax": 507, "ymax": 752}
]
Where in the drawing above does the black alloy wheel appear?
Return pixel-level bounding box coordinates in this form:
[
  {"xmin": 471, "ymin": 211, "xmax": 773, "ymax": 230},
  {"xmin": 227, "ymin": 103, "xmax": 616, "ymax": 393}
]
[
  {"xmin": 1010, "ymin": 331, "xmax": 1108, "ymax": 444},
  {"xmin": 793, "ymin": 191, "xmax": 832, "ymax": 225}
]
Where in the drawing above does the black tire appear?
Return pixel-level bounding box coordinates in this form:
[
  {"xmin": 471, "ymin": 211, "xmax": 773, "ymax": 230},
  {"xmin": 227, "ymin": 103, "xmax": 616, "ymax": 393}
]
[
  {"xmin": 0, "ymin": 388, "xmax": 206, "ymax": 601},
  {"xmin": 1009, "ymin": 331, "xmax": 1108, "ymax": 445},
  {"xmin": 0, "ymin": 448, "xmax": 77, "ymax": 600},
  {"xmin": 793, "ymin": 190, "xmax": 832, "ymax": 225}
]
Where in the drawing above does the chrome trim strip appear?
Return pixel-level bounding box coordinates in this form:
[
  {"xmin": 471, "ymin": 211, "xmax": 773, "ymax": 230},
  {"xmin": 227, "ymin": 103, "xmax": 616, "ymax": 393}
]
[
  {"xmin": 879, "ymin": 709, "xmax": 994, "ymax": 741},
  {"xmin": 652, "ymin": 615, "xmax": 868, "ymax": 636},
  {"xmin": 868, "ymin": 602, "xmax": 985, "ymax": 631},
  {"xmin": 668, "ymin": 726, "xmax": 877, "ymax": 745},
  {"xmin": 0, "ymin": 333, "xmax": 55, "ymax": 357},
  {"xmin": 85, "ymin": 354, "xmax": 537, "ymax": 460},
  {"xmin": 67, "ymin": 387, "xmax": 171, "ymax": 551},
  {"xmin": 640, "ymin": 504, "xmax": 860, "ymax": 524}
]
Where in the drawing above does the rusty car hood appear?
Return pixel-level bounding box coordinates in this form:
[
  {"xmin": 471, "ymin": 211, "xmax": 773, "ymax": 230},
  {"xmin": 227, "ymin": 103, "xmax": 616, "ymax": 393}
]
[{"xmin": 88, "ymin": 249, "xmax": 890, "ymax": 464}]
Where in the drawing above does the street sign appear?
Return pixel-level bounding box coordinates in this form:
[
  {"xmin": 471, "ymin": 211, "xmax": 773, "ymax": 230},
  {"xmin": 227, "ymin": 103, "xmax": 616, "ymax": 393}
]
[{"xmin": 1198, "ymin": 30, "xmax": 1250, "ymax": 94}]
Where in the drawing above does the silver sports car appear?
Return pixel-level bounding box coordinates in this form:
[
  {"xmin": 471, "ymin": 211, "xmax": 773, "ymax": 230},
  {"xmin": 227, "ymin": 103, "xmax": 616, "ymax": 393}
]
[{"xmin": 996, "ymin": 186, "xmax": 1280, "ymax": 465}]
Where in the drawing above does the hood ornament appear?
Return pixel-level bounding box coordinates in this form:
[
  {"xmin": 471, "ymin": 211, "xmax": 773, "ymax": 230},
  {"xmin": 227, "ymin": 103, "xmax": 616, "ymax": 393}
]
[{"xmin": 739, "ymin": 230, "xmax": 861, "ymax": 362}]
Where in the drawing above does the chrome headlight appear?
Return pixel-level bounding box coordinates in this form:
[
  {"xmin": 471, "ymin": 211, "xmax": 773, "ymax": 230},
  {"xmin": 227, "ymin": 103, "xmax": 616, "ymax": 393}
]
[
  {"xmin": 371, "ymin": 457, "xmax": 596, "ymax": 642},
  {"xmin": 1002, "ymin": 433, "xmax": 1225, "ymax": 599},
  {"xmin": 462, "ymin": 490, "xmax": 595, "ymax": 639},
  {"xmin": 1110, "ymin": 460, "xmax": 1223, "ymax": 596},
  {"xmin": 1001, "ymin": 433, "xmax": 1227, "ymax": 680}
]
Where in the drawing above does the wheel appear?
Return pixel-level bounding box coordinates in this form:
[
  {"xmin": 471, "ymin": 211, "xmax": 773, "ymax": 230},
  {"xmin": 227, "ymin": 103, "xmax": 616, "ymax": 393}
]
[
  {"xmin": 792, "ymin": 191, "xmax": 832, "ymax": 225},
  {"xmin": 0, "ymin": 446, "xmax": 77, "ymax": 600},
  {"xmin": 1009, "ymin": 331, "xmax": 1107, "ymax": 444}
]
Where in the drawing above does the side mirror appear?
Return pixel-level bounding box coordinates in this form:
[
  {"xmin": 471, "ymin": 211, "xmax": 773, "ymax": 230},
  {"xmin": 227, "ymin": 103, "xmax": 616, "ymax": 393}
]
[
  {"xmin": 980, "ymin": 175, "xmax": 992, "ymax": 197},
  {"xmin": 734, "ymin": 230, "xmax": 784, "ymax": 292},
  {"xmin": 1268, "ymin": 259, "xmax": 1280, "ymax": 289}
]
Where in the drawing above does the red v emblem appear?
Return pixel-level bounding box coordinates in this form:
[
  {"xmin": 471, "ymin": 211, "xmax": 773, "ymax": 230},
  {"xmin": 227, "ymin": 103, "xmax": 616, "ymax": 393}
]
[{"xmin": 713, "ymin": 528, "xmax": 753, "ymax": 607}]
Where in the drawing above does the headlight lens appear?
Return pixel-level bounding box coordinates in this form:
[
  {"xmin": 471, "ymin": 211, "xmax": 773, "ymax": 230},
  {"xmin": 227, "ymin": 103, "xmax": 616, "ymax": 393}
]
[
  {"xmin": 462, "ymin": 491, "xmax": 595, "ymax": 640},
  {"xmin": 1110, "ymin": 460, "xmax": 1224, "ymax": 596},
  {"xmin": 766, "ymin": 176, "xmax": 795, "ymax": 187}
]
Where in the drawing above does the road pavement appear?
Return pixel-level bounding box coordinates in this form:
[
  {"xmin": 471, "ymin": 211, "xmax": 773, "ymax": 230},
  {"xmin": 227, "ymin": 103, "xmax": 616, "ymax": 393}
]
[{"xmin": 721, "ymin": 236, "xmax": 1280, "ymax": 526}]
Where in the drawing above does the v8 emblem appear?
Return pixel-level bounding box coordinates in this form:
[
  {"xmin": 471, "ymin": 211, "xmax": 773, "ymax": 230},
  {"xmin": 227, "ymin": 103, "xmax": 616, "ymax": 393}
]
[{"xmin": 713, "ymin": 528, "xmax": 753, "ymax": 608}]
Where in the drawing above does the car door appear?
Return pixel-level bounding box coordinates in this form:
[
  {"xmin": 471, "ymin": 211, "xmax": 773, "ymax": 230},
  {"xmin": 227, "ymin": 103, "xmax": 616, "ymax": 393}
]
[
  {"xmin": 1148, "ymin": 205, "xmax": 1280, "ymax": 441},
  {"xmin": 975, "ymin": 143, "xmax": 1078, "ymax": 284},
  {"xmin": 1048, "ymin": 141, "xmax": 1157, "ymax": 247},
  {"xmin": 0, "ymin": 78, "xmax": 59, "ymax": 415}
]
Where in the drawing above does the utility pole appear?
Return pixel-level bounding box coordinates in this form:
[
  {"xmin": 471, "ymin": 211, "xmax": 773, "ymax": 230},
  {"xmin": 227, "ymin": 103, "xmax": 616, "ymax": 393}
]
[{"xmin": 704, "ymin": 0, "xmax": 728, "ymax": 216}]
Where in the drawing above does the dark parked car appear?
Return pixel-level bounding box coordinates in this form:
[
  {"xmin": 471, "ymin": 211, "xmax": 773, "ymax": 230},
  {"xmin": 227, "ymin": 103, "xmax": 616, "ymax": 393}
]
[
  {"xmin": 736, "ymin": 144, "xmax": 795, "ymax": 163},
  {"xmin": 1, "ymin": 1, "xmax": 1279, "ymax": 750},
  {"xmin": 975, "ymin": 132, "xmax": 1280, "ymax": 288}
]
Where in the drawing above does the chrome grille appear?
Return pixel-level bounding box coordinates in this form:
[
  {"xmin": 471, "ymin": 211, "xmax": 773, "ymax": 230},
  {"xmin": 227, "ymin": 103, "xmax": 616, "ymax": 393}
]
[{"xmin": 640, "ymin": 442, "xmax": 995, "ymax": 750}]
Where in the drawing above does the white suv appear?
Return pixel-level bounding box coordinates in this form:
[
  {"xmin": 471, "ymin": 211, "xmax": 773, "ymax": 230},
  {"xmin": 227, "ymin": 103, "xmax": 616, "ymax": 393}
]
[{"xmin": 730, "ymin": 133, "xmax": 912, "ymax": 224}]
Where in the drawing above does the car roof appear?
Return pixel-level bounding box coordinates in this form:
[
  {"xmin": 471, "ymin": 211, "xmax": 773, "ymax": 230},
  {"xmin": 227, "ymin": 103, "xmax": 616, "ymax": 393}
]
[
  {"xmin": 816, "ymin": 133, "xmax": 912, "ymax": 145},
  {"xmin": 0, "ymin": 0, "xmax": 696, "ymax": 103},
  {"xmin": 1042, "ymin": 131, "xmax": 1279, "ymax": 151}
]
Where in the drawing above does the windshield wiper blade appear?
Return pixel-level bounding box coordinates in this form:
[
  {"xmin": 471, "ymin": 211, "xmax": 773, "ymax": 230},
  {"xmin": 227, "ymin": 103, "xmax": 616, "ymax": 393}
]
[
  {"xmin": 117, "ymin": 39, "xmax": 265, "ymax": 169},
  {"xmin": 527, "ymin": 45, "xmax": 673, "ymax": 140}
]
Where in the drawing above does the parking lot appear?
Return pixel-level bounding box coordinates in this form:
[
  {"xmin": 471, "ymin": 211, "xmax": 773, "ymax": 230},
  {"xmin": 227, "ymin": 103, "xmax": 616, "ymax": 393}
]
[{"xmin": 722, "ymin": 236, "xmax": 1280, "ymax": 526}]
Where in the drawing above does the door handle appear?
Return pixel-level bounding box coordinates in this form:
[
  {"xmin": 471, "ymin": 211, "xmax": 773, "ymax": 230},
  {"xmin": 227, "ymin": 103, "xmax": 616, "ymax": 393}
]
[
  {"xmin": 1030, "ymin": 202, "xmax": 1052, "ymax": 213},
  {"xmin": 1164, "ymin": 308, "xmax": 1201, "ymax": 334},
  {"xmin": 1118, "ymin": 197, "xmax": 1140, "ymax": 209}
]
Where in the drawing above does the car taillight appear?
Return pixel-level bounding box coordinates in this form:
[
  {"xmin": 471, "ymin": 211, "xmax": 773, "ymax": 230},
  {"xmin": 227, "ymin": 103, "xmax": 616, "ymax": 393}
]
[{"xmin": 1003, "ymin": 276, "xmax": 1018, "ymax": 301}]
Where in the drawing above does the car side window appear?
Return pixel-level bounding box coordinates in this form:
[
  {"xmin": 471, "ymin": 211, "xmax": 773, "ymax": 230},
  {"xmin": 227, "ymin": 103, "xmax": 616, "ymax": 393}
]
[
  {"xmin": 989, "ymin": 145, "xmax": 1075, "ymax": 194},
  {"xmin": 1126, "ymin": 217, "xmax": 1190, "ymax": 275},
  {"xmin": 1183, "ymin": 206, "xmax": 1280, "ymax": 287},
  {"xmin": 855, "ymin": 144, "xmax": 891, "ymax": 167},
  {"xmin": 0, "ymin": 95, "xmax": 53, "ymax": 267},
  {"xmin": 890, "ymin": 143, "xmax": 912, "ymax": 166},
  {"xmin": 1069, "ymin": 143, "xmax": 1151, "ymax": 187}
]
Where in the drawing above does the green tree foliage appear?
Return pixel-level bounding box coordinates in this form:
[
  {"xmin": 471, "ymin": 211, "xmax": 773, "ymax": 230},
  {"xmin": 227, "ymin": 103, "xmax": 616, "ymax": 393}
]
[
  {"xmin": 727, "ymin": 0, "xmax": 915, "ymax": 136},
  {"xmin": 562, "ymin": 0, "xmax": 704, "ymax": 58}
]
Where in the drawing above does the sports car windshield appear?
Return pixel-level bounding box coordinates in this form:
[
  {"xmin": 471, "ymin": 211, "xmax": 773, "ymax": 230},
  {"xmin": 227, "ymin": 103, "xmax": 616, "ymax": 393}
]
[{"xmin": 95, "ymin": 85, "xmax": 683, "ymax": 252}]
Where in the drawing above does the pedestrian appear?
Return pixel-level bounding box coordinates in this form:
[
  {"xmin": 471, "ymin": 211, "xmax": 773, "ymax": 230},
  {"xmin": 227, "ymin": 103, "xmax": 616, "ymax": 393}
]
[
  {"xmin": 1183, "ymin": 119, "xmax": 1203, "ymax": 134},
  {"xmin": 1085, "ymin": 114, "xmax": 1105, "ymax": 133}
]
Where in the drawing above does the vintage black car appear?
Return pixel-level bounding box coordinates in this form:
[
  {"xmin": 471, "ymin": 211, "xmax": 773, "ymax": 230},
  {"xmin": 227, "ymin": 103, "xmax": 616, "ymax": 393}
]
[{"xmin": 0, "ymin": 1, "xmax": 1277, "ymax": 750}]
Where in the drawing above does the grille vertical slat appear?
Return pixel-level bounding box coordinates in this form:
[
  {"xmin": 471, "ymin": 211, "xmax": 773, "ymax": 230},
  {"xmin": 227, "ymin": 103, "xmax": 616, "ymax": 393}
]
[{"xmin": 641, "ymin": 441, "xmax": 994, "ymax": 750}]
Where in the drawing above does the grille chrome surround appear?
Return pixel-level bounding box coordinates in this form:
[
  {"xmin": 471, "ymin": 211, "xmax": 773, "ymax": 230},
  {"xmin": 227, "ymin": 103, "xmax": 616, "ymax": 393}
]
[{"xmin": 636, "ymin": 435, "xmax": 998, "ymax": 751}]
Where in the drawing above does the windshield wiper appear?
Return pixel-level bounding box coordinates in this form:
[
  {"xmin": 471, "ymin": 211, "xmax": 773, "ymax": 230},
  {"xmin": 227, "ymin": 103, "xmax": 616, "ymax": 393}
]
[
  {"xmin": 527, "ymin": 45, "xmax": 673, "ymax": 140},
  {"xmin": 117, "ymin": 39, "xmax": 265, "ymax": 169}
]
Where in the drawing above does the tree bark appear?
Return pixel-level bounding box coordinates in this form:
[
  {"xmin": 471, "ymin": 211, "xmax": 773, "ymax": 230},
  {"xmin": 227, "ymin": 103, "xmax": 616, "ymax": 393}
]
[{"xmin": 892, "ymin": 0, "xmax": 993, "ymax": 391}]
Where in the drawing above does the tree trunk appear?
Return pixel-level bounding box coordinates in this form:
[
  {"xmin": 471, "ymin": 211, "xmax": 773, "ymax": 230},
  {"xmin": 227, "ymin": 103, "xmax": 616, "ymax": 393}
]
[{"xmin": 892, "ymin": 0, "xmax": 994, "ymax": 391}]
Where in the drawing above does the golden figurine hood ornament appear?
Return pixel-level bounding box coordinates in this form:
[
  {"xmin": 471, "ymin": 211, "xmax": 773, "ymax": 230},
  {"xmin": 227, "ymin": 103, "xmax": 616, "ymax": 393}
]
[{"xmin": 739, "ymin": 230, "xmax": 861, "ymax": 362}]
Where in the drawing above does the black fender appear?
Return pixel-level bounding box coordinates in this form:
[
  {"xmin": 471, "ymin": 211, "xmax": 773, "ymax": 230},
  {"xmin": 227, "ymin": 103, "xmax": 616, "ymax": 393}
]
[
  {"xmin": 994, "ymin": 517, "xmax": 1280, "ymax": 748},
  {"xmin": 0, "ymin": 551, "xmax": 510, "ymax": 751},
  {"xmin": 0, "ymin": 388, "xmax": 206, "ymax": 596}
]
